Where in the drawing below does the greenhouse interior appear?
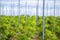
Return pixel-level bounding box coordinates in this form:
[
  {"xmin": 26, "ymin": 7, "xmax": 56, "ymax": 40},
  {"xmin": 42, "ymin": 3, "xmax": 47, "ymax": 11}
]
[{"xmin": 0, "ymin": 0, "xmax": 60, "ymax": 40}]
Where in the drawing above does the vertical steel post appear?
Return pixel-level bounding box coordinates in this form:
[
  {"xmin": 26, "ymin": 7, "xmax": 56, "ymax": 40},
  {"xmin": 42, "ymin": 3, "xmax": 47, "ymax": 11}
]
[
  {"xmin": 58, "ymin": 9, "xmax": 60, "ymax": 16},
  {"xmin": 26, "ymin": 0, "xmax": 27, "ymax": 16},
  {"xmin": 1, "ymin": 2, "xmax": 2, "ymax": 15},
  {"xmin": 5, "ymin": 2, "xmax": 7, "ymax": 16},
  {"xmin": 11, "ymin": 0, "xmax": 12, "ymax": 16},
  {"xmin": 54, "ymin": 0, "xmax": 56, "ymax": 33},
  {"xmin": 18, "ymin": 0, "xmax": 20, "ymax": 35},
  {"xmin": 47, "ymin": 3, "xmax": 48, "ymax": 16},
  {"xmin": 46, "ymin": 3, "xmax": 48, "ymax": 30},
  {"xmin": 24, "ymin": 0, "xmax": 27, "ymax": 19},
  {"xmin": 2, "ymin": 5, "xmax": 4, "ymax": 15},
  {"xmin": 0, "ymin": 1, "xmax": 1, "ymax": 15},
  {"xmin": 42, "ymin": 0, "xmax": 45, "ymax": 40},
  {"xmin": 59, "ymin": 8, "xmax": 60, "ymax": 16},
  {"xmin": 58, "ymin": 8, "xmax": 59, "ymax": 16},
  {"xmin": 50, "ymin": 8, "xmax": 52, "ymax": 16},
  {"xmin": 36, "ymin": 0, "xmax": 39, "ymax": 23},
  {"xmin": 13, "ymin": 0, "xmax": 14, "ymax": 16},
  {"xmin": 36, "ymin": 0, "xmax": 39, "ymax": 40}
]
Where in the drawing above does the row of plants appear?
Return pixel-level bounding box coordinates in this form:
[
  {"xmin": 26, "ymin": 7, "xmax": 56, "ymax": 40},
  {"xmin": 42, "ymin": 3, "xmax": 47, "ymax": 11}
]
[{"xmin": 0, "ymin": 15, "xmax": 60, "ymax": 40}]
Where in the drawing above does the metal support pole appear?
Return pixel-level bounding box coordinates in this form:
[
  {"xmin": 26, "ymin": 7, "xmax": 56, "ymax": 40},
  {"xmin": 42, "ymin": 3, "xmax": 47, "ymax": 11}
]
[
  {"xmin": 11, "ymin": 0, "xmax": 12, "ymax": 16},
  {"xmin": 58, "ymin": 8, "xmax": 59, "ymax": 16},
  {"xmin": 24, "ymin": 0, "xmax": 27, "ymax": 19},
  {"xmin": 46, "ymin": 3, "xmax": 48, "ymax": 30},
  {"xmin": 36, "ymin": 0, "xmax": 39, "ymax": 40},
  {"xmin": 0, "ymin": 1, "xmax": 1, "ymax": 15},
  {"xmin": 13, "ymin": 0, "xmax": 14, "ymax": 16},
  {"xmin": 18, "ymin": 0, "xmax": 20, "ymax": 35},
  {"xmin": 2, "ymin": 5, "xmax": 4, "ymax": 15},
  {"xmin": 1, "ymin": 3, "xmax": 2, "ymax": 15},
  {"xmin": 59, "ymin": 8, "xmax": 60, "ymax": 17},
  {"xmin": 42, "ymin": 0, "xmax": 45, "ymax": 40},
  {"xmin": 26, "ymin": 0, "xmax": 27, "ymax": 16},
  {"xmin": 50, "ymin": 8, "xmax": 52, "ymax": 16},
  {"xmin": 36, "ymin": 0, "xmax": 39, "ymax": 23},
  {"xmin": 54, "ymin": 0, "xmax": 56, "ymax": 33},
  {"xmin": 5, "ymin": 2, "xmax": 7, "ymax": 16},
  {"xmin": 47, "ymin": 3, "xmax": 48, "ymax": 16}
]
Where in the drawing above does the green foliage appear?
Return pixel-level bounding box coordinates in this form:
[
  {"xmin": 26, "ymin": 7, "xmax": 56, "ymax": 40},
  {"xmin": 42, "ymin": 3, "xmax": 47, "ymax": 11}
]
[{"xmin": 0, "ymin": 15, "xmax": 60, "ymax": 40}]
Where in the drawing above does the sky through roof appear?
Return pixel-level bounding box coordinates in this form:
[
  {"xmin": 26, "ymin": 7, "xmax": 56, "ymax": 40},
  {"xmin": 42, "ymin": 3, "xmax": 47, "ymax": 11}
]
[{"xmin": 0, "ymin": 0, "xmax": 60, "ymax": 16}]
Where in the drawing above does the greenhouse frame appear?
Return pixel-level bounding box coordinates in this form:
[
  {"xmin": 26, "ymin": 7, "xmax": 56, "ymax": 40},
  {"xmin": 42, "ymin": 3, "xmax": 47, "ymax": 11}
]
[{"xmin": 0, "ymin": 0, "xmax": 60, "ymax": 40}]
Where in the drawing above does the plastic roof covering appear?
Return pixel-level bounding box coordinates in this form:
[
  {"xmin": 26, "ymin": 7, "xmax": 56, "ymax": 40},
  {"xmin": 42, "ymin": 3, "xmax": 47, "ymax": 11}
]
[{"xmin": 0, "ymin": 0, "xmax": 60, "ymax": 16}]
